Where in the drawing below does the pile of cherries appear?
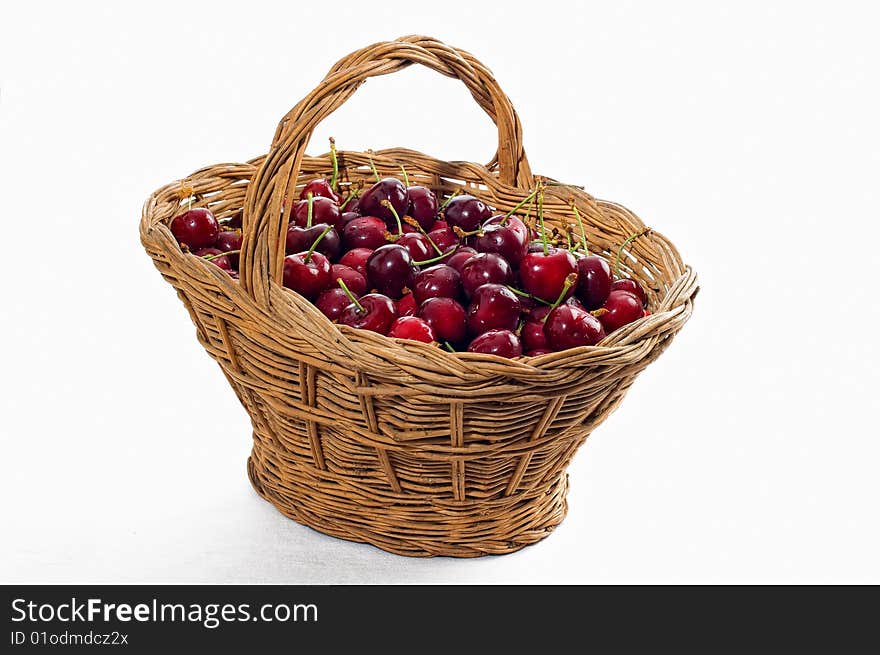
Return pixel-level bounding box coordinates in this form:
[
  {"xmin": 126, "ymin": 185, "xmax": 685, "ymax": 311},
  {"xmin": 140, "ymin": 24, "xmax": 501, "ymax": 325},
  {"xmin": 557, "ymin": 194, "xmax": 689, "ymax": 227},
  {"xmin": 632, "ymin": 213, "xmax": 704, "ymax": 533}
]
[{"xmin": 169, "ymin": 163, "xmax": 650, "ymax": 359}]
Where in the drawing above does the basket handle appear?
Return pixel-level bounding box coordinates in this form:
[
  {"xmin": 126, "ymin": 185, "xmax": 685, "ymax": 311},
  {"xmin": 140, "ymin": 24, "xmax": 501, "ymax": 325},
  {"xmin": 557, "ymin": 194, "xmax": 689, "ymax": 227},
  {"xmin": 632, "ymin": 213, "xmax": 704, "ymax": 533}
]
[{"xmin": 239, "ymin": 35, "xmax": 533, "ymax": 303}]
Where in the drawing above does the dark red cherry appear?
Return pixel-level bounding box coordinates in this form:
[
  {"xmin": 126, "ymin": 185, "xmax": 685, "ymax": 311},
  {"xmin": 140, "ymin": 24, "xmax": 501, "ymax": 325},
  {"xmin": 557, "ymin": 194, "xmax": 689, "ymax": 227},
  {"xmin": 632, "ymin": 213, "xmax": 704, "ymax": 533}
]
[
  {"xmin": 338, "ymin": 211, "xmax": 360, "ymax": 230},
  {"xmin": 467, "ymin": 329, "xmax": 522, "ymax": 358},
  {"xmin": 611, "ymin": 278, "xmax": 648, "ymax": 308},
  {"xmin": 396, "ymin": 232, "xmax": 433, "ymax": 261},
  {"xmin": 412, "ymin": 265, "xmax": 461, "ymax": 304},
  {"xmin": 446, "ymin": 246, "xmax": 477, "ymax": 272},
  {"xmin": 397, "ymin": 293, "xmax": 418, "ymax": 317},
  {"xmin": 599, "ymin": 290, "xmax": 644, "ymax": 333},
  {"xmin": 170, "ymin": 208, "xmax": 219, "ymax": 249},
  {"xmin": 426, "ymin": 226, "xmax": 459, "ymax": 252},
  {"xmin": 444, "ymin": 194, "xmax": 492, "ymax": 232},
  {"xmin": 433, "ymin": 219, "xmax": 448, "ymax": 231},
  {"xmin": 194, "ymin": 247, "xmax": 232, "ymax": 271},
  {"xmin": 330, "ymin": 264, "xmax": 367, "ymax": 296},
  {"xmin": 519, "ymin": 248, "xmax": 578, "ymax": 303},
  {"xmin": 474, "ymin": 215, "xmax": 529, "ymax": 265},
  {"xmin": 466, "ymin": 283, "xmax": 521, "ymax": 335},
  {"xmin": 366, "ymin": 244, "xmax": 415, "ymax": 299},
  {"xmin": 544, "ymin": 305, "xmax": 605, "ymax": 350},
  {"xmin": 342, "ymin": 216, "xmax": 389, "ymax": 251},
  {"xmin": 359, "ymin": 178, "xmax": 409, "ymax": 226},
  {"xmin": 339, "ymin": 293, "xmax": 397, "ymax": 335},
  {"xmin": 223, "ymin": 210, "xmax": 243, "ymax": 229},
  {"xmin": 286, "ymin": 223, "xmax": 340, "ymax": 261},
  {"xmin": 388, "ymin": 316, "xmax": 436, "ymax": 343},
  {"xmin": 291, "ymin": 196, "xmax": 341, "ymax": 228},
  {"xmin": 417, "ymin": 297, "xmax": 467, "ymax": 344},
  {"xmin": 300, "ymin": 179, "xmax": 342, "ymax": 203},
  {"xmin": 338, "ymin": 247, "xmax": 373, "ymax": 278},
  {"xmin": 282, "ymin": 251, "xmax": 332, "ymax": 300},
  {"xmin": 406, "ymin": 186, "xmax": 438, "ymax": 231},
  {"xmin": 215, "ymin": 229, "xmax": 242, "ymax": 268},
  {"xmin": 315, "ymin": 287, "xmax": 351, "ymax": 321},
  {"xmin": 574, "ymin": 256, "xmax": 613, "ymax": 310},
  {"xmin": 521, "ymin": 319, "xmax": 549, "ymax": 352},
  {"xmin": 459, "ymin": 252, "xmax": 513, "ymax": 297}
]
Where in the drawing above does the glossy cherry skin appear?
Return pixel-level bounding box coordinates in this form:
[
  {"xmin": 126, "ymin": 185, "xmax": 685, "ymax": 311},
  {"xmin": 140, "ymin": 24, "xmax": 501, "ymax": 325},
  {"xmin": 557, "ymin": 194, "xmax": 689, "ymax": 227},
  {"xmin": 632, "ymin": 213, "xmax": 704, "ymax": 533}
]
[
  {"xmin": 339, "ymin": 293, "xmax": 397, "ymax": 334},
  {"xmin": 285, "ymin": 223, "xmax": 341, "ymax": 261},
  {"xmin": 474, "ymin": 215, "xmax": 529, "ymax": 265},
  {"xmin": 412, "ymin": 265, "xmax": 461, "ymax": 304},
  {"xmin": 466, "ymin": 283, "xmax": 521, "ymax": 335},
  {"xmin": 599, "ymin": 290, "xmax": 644, "ymax": 333},
  {"xmin": 397, "ymin": 293, "xmax": 418, "ymax": 317},
  {"xmin": 388, "ymin": 316, "xmax": 436, "ymax": 343},
  {"xmin": 444, "ymin": 194, "xmax": 492, "ymax": 232},
  {"xmin": 170, "ymin": 208, "xmax": 219, "ymax": 249},
  {"xmin": 544, "ymin": 305, "xmax": 606, "ymax": 350},
  {"xmin": 338, "ymin": 247, "xmax": 373, "ymax": 278},
  {"xmin": 574, "ymin": 256, "xmax": 613, "ymax": 309},
  {"xmin": 342, "ymin": 217, "xmax": 389, "ymax": 251},
  {"xmin": 291, "ymin": 196, "xmax": 341, "ymax": 229},
  {"xmin": 282, "ymin": 251, "xmax": 332, "ymax": 300},
  {"xmin": 338, "ymin": 211, "xmax": 360, "ymax": 230},
  {"xmin": 611, "ymin": 278, "xmax": 648, "ymax": 308},
  {"xmin": 467, "ymin": 329, "xmax": 522, "ymax": 358},
  {"xmin": 300, "ymin": 179, "xmax": 342, "ymax": 203},
  {"xmin": 215, "ymin": 229, "xmax": 242, "ymax": 268},
  {"xmin": 406, "ymin": 186, "xmax": 438, "ymax": 231},
  {"xmin": 396, "ymin": 232, "xmax": 433, "ymax": 261},
  {"xmin": 459, "ymin": 252, "xmax": 513, "ymax": 297},
  {"xmin": 359, "ymin": 178, "xmax": 409, "ymax": 226},
  {"xmin": 194, "ymin": 247, "xmax": 232, "ymax": 271},
  {"xmin": 426, "ymin": 226, "xmax": 459, "ymax": 252},
  {"xmin": 521, "ymin": 319, "xmax": 549, "ymax": 352},
  {"xmin": 330, "ymin": 264, "xmax": 367, "ymax": 296},
  {"xmin": 446, "ymin": 246, "xmax": 477, "ymax": 272},
  {"xmin": 366, "ymin": 244, "xmax": 415, "ymax": 299},
  {"xmin": 417, "ymin": 297, "xmax": 468, "ymax": 344},
  {"xmin": 315, "ymin": 287, "xmax": 351, "ymax": 321},
  {"xmin": 519, "ymin": 247, "xmax": 578, "ymax": 303}
]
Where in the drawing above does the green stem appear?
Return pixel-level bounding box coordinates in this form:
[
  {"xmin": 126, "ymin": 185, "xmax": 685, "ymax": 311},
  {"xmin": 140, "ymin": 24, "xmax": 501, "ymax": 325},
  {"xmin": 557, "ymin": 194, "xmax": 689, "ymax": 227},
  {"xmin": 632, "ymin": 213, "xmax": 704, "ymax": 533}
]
[
  {"xmin": 339, "ymin": 187, "xmax": 359, "ymax": 211},
  {"xmin": 337, "ymin": 278, "xmax": 365, "ymax": 313},
  {"xmin": 203, "ymin": 249, "xmax": 239, "ymax": 261},
  {"xmin": 507, "ymin": 286, "xmax": 551, "ymax": 306},
  {"xmin": 367, "ymin": 151, "xmax": 380, "ymax": 183},
  {"xmin": 443, "ymin": 341, "xmax": 456, "ymax": 353},
  {"xmin": 306, "ymin": 191, "xmax": 314, "ymax": 228},
  {"xmin": 503, "ymin": 187, "xmax": 539, "ymax": 225},
  {"xmin": 540, "ymin": 274, "xmax": 578, "ymax": 324},
  {"xmin": 399, "ymin": 164, "xmax": 410, "ymax": 187},
  {"xmin": 438, "ymin": 189, "xmax": 462, "ymax": 212},
  {"xmin": 537, "ymin": 182, "xmax": 548, "ymax": 256},
  {"xmin": 413, "ymin": 248, "xmax": 456, "ymax": 266},
  {"xmin": 571, "ymin": 202, "xmax": 589, "ymax": 254},
  {"xmin": 329, "ymin": 137, "xmax": 339, "ymax": 191},
  {"xmin": 381, "ymin": 199, "xmax": 403, "ymax": 235},
  {"xmin": 452, "ymin": 226, "xmax": 483, "ymax": 239},
  {"xmin": 614, "ymin": 229, "xmax": 650, "ymax": 278},
  {"xmin": 304, "ymin": 224, "xmax": 334, "ymax": 264},
  {"xmin": 404, "ymin": 216, "xmax": 442, "ymax": 255}
]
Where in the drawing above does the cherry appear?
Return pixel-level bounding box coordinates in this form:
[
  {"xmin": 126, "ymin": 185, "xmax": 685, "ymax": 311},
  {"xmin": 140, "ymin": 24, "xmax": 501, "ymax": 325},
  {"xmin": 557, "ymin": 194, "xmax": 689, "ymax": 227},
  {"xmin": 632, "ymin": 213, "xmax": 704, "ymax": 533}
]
[
  {"xmin": 525, "ymin": 348, "xmax": 553, "ymax": 357},
  {"xmin": 282, "ymin": 251, "xmax": 332, "ymax": 300},
  {"xmin": 446, "ymin": 246, "xmax": 477, "ymax": 272},
  {"xmin": 426, "ymin": 225, "xmax": 459, "ymax": 252},
  {"xmin": 342, "ymin": 216, "xmax": 389, "ymax": 251},
  {"xmin": 338, "ymin": 211, "xmax": 361, "ymax": 230},
  {"xmin": 466, "ymin": 283, "xmax": 521, "ymax": 335},
  {"xmin": 315, "ymin": 287, "xmax": 351, "ymax": 321},
  {"xmin": 459, "ymin": 252, "xmax": 513, "ymax": 297},
  {"xmin": 339, "ymin": 292, "xmax": 397, "ymax": 335},
  {"xmin": 222, "ymin": 210, "xmax": 243, "ymax": 229},
  {"xmin": 338, "ymin": 247, "xmax": 373, "ymax": 278},
  {"xmin": 433, "ymin": 219, "xmax": 449, "ymax": 231},
  {"xmin": 467, "ymin": 329, "xmax": 522, "ymax": 358},
  {"xmin": 340, "ymin": 194, "xmax": 361, "ymax": 215},
  {"xmin": 544, "ymin": 305, "xmax": 605, "ymax": 350},
  {"xmin": 599, "ymin": 290, "xmax": 644, "ymax": 333},
  {"xmin": 444, "ymin": 194, "xmax": 492, "ymax": 232},
  {"xmin": 575, "ymin": 256, "xmax": 613, "ymax": 309},
  {"xmin": 291, "ymin": 196, "xmax": 341, "ymax": 228},
  {"xmin": 300, "ymin": 179, "xmax": 341, "ymax": 203},
  {"xmin": 170, "ymin": 208, "xmax": 219, "ymax": 249},
  {"xmin": 359, "ymin": 178, "xmax": 409, "ymax": 227},
  {"xmin": 611, "ymin": 278, "xmax": 648, "ymax": 308},
  {"xmin": 396, "ymin": 232, "xmax": 433, "ymax": 261},
  {"xmin": 417, "ymin": 297, "xmax": 467, "ymax": 344},
  {"xmin": 194, "ymin": 247, "xmax": 232, "ymax": 271},
  {"xmin": 397, "ymin": 292, "xmax": 418, "ymax": 317},
  {"xmin": 330, "ymin": 264, "xmax": 367, "ymax": 296},
  {"xmin": 286, "ymin": 223, "xmax": 340, "ymax": 260},
  {"xmin": 406, "ymin": 186, "xmax": 438, "ymax": 231},
  {"xmin": 519, "ymin": 247, "xmax": 578, "ymax": 303},
  {"xmin": 388, "ymin": 316, "xmax": 436, "ymax": 343},
  {"xmin": 521, "ymin": 319, "xmax": 549, "ymax": 352},
  {"xmin": 527, "ymin": 241, "xmax": 546, "ymax": 253},
  {"xmin": 366, "ymin": 244, "xmax": 415, "ymax": 299},
  {"xmin": 215, "ymin": 229, "xmax": 242, "ymax": 268},
  {"xmin": 474, "ymin": 215, "xmax": 529, "ymax": 265},
  {"xmin": 412, "ymin": 264, "xmax": 461, "ymax": 304}
]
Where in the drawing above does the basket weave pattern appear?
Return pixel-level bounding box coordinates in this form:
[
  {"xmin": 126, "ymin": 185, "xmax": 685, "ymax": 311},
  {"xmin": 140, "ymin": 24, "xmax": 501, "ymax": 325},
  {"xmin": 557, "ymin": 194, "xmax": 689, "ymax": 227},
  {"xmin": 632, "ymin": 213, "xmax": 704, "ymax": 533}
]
[{"xmin": 140, "ymin": 36, "xmax": 698, "ymax": 557}]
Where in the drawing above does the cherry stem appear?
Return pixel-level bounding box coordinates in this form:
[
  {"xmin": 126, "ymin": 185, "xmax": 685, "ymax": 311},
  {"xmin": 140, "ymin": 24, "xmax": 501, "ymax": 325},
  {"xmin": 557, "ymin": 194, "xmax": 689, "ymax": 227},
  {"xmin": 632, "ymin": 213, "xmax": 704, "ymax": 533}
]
[
  {"xmin": 329, "ymin": 137, "xmax": 339, "ymax": 191},
  {"xmin": 202, "ymin": 249, "xmax": 239, "ymax": 261},
  {"xmin": 452, "ymin": 226, "xmax": 483, "ymax": 239},
  {"xmin": 413, "ymin": 248, "xmax": 456, "ymax": 266},
  {"xmin": 570, "ymin": 201, "xmax": 589, "ymax": 253},
  {"xmin": 367, "ymin": 151, "xmax": 380, "ymax": 183},
  {"xmin": 337, "ymin": 278, "xmax": 365, "ymax": 313},
  {"xmin": 306, "ymin": 191, "xmax": 314, "ymax": 228},
  {"xmin": 503, "ymin": 187, "xmax": 539, "ymax": 225},
  {"xmin": 339, "ymin": 185, "xmax": 360, "ymax": 211},
  {"xmin": 380, "ymin": 199, "xmax": 403, "ymax": 234},
  {"xmin": 399, "ymin": 164, "xmax": 409, "ymax": 187},
  {"xmin": 507, "ymin": 285, "xmax": 551, "ymax": 306},
  {"xmin": 438, "ymin": 189, "xmax": 462, "ymax": 212},
  {"xmin": 404, "ymin": 216, "xmax": 442, "ymax": 255},
  {"xmin": 614, "ymin": 228, "xmax": 651, "ymax": 278},
  {"xmin": 537, "ymin": 180, "xmax": 548, "ymax": 256},
  {"xmin": 546, "ymin": 273, "xmax": 578, "ymax": 316},
  {"xmin": 443, "ymin": 341, "xmax": 456, "ymax": 353},
  {"xmin": 304, "ymin": 224, "xmax": 334, "ymax": 264}
]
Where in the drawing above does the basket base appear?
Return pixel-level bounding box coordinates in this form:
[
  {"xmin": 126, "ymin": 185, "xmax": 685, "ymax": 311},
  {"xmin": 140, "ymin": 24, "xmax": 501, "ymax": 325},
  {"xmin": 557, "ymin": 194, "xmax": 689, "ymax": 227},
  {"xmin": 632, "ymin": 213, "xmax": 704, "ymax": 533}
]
[{"xmin": 247, "ymin": 450, "xmax": 569, "ymax": 558}]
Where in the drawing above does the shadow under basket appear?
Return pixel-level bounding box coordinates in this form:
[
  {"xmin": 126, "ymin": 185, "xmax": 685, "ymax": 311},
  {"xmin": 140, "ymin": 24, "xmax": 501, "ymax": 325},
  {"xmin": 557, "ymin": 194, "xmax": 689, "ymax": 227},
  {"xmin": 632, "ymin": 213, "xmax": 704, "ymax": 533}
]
[{"xmin": 140, "ymin": 35, "xmax": 698, "ymax": 557}]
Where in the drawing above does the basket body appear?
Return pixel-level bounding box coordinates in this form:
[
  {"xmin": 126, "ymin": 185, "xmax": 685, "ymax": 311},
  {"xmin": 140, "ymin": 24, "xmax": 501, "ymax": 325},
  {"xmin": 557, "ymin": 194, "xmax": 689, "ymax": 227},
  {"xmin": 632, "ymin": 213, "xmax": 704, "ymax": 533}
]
[{"xmin": 140, "ymin": 37, "xmax": 697, "ymax": 557}]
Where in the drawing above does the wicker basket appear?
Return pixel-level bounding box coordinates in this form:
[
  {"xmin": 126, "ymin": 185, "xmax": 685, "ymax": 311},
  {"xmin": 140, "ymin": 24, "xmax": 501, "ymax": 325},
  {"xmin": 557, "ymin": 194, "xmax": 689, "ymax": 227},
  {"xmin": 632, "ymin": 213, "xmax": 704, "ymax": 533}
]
[{"xmin": 140, "ymin": 35, "xmax": 698, "ymax": 557}]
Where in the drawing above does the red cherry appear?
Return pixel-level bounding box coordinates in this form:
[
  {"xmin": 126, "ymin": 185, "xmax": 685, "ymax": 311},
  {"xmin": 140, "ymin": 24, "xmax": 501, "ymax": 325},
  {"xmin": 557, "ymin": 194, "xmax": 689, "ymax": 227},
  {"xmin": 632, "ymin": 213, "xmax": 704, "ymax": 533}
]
[
  {"xmin": 474, "ymin": 215, "xmax": 529, "ymax": 265},
  {"xmin": 519, "ymin": 247, "xmax": 578, "ymax": 303},
  {"xmin": 194, "ymin": 247, "xmax": 232, "ymax": 271},
  {"xmin": 521, "ymin": 319, "xmax": 549, "ymax": 352},
  {"xmin": 315, "ymin": 287, "xmax": 351, "ymax": 321},
  {"xmin": 446, "ymin": 246, "xmax": 478, "ymax": 272},
  {"xmin": 170, "ymin": 208, "xmax": 219, "ymax": 249},
  {"xmin": 406, "ymin": 186, "xmax": 438, "ymax": 231},
  {"xmin": 575, "ymin": 256, "xmax": 613, "ymax": 309},
  {"xmin": 282, "ymin": 251, "xmax": 332, "ymax": 300},
  {"xmin": 342, "ymin": 217, "xmax": 389, "ymax": 251},
  {"xmin": 433, "ymin": 219, "xmax": 449, "ymax": 231},
  {"xmin": 426, "ymin": 226, "xmax": 459, "ymax": 252},
  {"xmin": 444, "ymin": 194, "xmax": 492, "ymax": 232},
  {"xmin": 285, "ymin": 223, "xmax": 340, "ymax": 260},
  {"xmin": 339, "ymin": 293, "xmax": 397, "ymax": 334},
  {"xmin": 396, "ymin": 232, "xmax": 433, "ymax": 261},
  {"xmin": 611, "ymin": 278, "xmax": 648, "ymax": 308},
  {"xmin": 330, "ymin": 264, "xmax": 367, "ymax": 296},
  {"xmin": 544, "ymin": 305, "xmax": 605, "ymax": 350},
  {"xmin": 466, "ymin": 283, "xmax": 521, "ymax": 335},
  {"xmin": 412, "ymin": 264, "xmax": 461, "ymax": 304},
  {"xmin": 215, "ymin": 230, "xmax": 242, "ymax": 268},
  {"xmin": 459, "ymin": 252, "xmax": 513, "ymax": 298},
  {"xmin": 359, "ymin": 178, "xmax": 409, "ymax": 227},
  {"xmin": 338, "ymin": 247, "xmax": 373, "ymax": 278},
  {"xmin": 366, "ymin": 244, "xmax": 414, "ymax": 299},
  {"xmin": 599, "ymin": 290, "xmax": 644, "ymax": 333},
  {"xmin": 291, "ymin": 196, "xmax": 341, "ymax": 228},
  {"xmin": 388, "ymin": 316, "xmax": 436, "ymax": 343},
  {"xmin": 467, "ymin": 329, "xmax": 522, "ymax": 358},
  {"xmin": 300, "ymin": 179, "xmax": 342, "ymax": 203},
  {"xmin": 338, "ymin": 211, "xmax": 360, "ymax": 230},
  {"xmin": 417, "ymin": 297, "xmax": 467, "ymax": 344},
  {"xmin": 397, "ymin": 293, "xmax": 418, "ymax": 317}
]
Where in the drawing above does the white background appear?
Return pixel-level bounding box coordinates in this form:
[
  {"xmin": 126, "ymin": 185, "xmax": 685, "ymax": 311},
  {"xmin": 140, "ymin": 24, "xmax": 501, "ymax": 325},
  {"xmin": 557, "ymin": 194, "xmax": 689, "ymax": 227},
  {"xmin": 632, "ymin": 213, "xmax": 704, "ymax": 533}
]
[{"xmin": 2, "ymin": 1, "xmax": 878, "ymax": 584}]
